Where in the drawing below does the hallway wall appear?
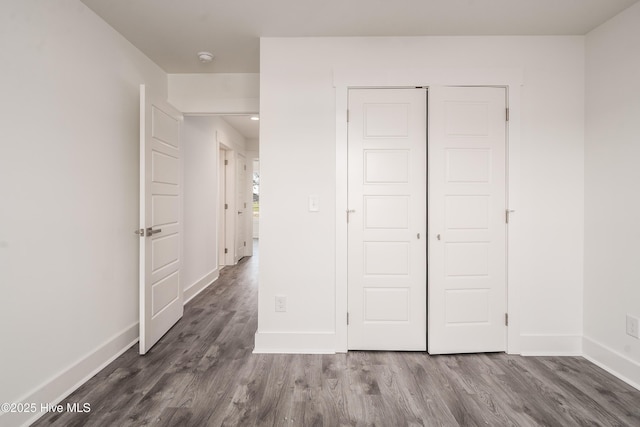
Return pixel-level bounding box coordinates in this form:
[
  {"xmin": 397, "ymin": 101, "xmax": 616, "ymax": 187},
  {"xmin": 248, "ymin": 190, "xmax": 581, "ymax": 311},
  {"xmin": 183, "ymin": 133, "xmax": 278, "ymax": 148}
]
[
  {"xmin": 584, "ymin": 1, "xmax": 640, "ymax": 388},
  {"xmin": 0, "ymin": 1, "xmax": 167, "ymax": 425}
]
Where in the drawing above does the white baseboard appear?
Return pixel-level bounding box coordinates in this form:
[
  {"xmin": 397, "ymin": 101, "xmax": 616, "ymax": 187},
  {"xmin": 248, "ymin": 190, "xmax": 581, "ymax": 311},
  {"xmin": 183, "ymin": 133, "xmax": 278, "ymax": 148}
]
[
  {"xmin": 183, "ymin": 269, "xmax": 218, "ymax": 305},
  {"xmin": 253, "ymin": 331, "xmax": 336, "ymax": 354},
  {"xmin": 519, "ymin": 334, "xmax": 583, "ymax": 356},
  {"xmin": 0, "ymin": 323, "xmax": 138, "ymax": 427},
  {"xmin": 583, "ymin": 335, "xmax": 640, "ymax": 391}
]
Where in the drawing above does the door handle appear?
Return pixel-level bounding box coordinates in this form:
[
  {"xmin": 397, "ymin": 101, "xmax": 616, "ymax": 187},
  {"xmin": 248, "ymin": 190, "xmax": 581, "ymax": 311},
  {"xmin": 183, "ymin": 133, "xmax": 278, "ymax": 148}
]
[
  {"xmin": 146, "ymin": 227, "xmax": 162, "ymax": 236},
  {"xmin": 238, "ymin": 211, "xmax": 243, "ymax": 215}
]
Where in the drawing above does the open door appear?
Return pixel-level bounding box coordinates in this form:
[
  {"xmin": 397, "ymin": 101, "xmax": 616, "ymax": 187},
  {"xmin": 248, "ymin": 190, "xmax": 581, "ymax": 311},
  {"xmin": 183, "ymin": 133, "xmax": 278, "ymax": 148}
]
[
  {"xmin": 235, "ymin": 154, "xmax": 247, "ymax": 262},
  {"xmin": 138, "ymin": 84, "xmax": 184, "ymax": 355}
]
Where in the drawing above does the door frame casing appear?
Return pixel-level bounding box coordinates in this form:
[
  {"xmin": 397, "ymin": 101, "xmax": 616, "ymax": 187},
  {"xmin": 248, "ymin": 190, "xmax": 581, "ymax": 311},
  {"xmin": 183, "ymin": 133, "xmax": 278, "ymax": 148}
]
[{"xmin": 334, "ymin": 68, "xmax": 524, "ymax": 354}]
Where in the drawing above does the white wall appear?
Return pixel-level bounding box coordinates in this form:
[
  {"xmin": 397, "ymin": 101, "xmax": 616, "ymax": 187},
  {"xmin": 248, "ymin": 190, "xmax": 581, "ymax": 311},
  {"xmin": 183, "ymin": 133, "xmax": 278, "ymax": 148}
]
[
  {"xmin": 584, "ymin": 2, "xmax": 640, "ymax": 388},
  {"xmin": 183, "ymin": 116, "xmax": 248, "ymax": 270},
  {"xmin": 168, "ymin": 73, "xmax": 259, "ymax": 114},
  {"xmin": 257, "ymin": 36, "xmax": 585, "ymax": 353},
  {"xmin": 182, "ymin": 117, "xmax": 220, "ymax": 303},
  {"xmin": 216, "ymin": 117, "xmax": 247, "ymax": 154},
  {"xmin": 0, "ymin": 1, "xmax": 167, "ymax": 425}
]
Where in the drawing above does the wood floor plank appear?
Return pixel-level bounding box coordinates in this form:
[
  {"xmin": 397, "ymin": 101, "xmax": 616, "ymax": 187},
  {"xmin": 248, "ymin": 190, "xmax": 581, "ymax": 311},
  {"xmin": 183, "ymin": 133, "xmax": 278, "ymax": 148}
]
[{"xmin": 31, "ymin": 241, "xmax": 640, "ymax": 427}]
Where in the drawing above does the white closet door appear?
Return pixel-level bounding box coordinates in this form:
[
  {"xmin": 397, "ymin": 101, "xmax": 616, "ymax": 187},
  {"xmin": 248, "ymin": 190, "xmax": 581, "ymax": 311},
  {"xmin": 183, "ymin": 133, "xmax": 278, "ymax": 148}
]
[
  {"xmin": 348, "ymin": 88, "xmax": 427, "ymax": 351},
  {"xmin": 428, "ymin": 86, "xmax": 507, "ymax": 354}
]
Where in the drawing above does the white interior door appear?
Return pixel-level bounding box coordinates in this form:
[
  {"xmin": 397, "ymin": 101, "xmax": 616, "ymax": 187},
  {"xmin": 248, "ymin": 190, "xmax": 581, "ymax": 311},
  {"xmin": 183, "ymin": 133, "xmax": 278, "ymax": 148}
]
[
  {"xmin": 347, "ymin": 88, "xmax": 427, "ymax": 351},
  {"xmin": 139, "ymin": 84, "xmax": 184, "ymax": 355},
  {"xmin": 223, "ymin": 150, "xmax": 236, "ymax": 265},
  {"xmin": 218, "ymin": 147, "xmax": 226, "ymax": 268},
  {"xmin": 235, "ymin": 154, "xmax": 246, "ymax": 262},
  {"xmin": 428, "ymin": 86, "xmax": 507, "ymax": 354}
]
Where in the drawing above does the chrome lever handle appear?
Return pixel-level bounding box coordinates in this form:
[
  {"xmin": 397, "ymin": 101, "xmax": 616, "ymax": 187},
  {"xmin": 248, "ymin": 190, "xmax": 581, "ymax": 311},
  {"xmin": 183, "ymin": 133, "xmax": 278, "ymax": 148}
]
[{"xmin": 146, "ymin": 227, "xmax": 162, "ymax": 236}]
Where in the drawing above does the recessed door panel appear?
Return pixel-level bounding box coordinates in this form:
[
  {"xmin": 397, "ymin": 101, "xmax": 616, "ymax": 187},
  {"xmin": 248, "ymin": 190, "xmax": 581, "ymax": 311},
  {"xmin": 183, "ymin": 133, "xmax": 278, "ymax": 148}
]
[
  {"xmin": 152, "ymin": 271, "xmax": 180, "ymax": 317},
  {"xmin": 152, "ymin": 151, "xmax": 179, "ymax": 185},
  {"xmin": 364, "ymin": 196, "xmax": 409, "ymax": 229},
  {"xmin": 152, "ymin": 105, "xmax": 180, "ymax": 148},
  {"xmin": 152, "ymin": 195, "xmax": 179, "ymax": 226},
  {"xmin": 446, "ymin": 196, "xmax": 490, "ymax": 230},
  {"xmin": 445, "ymin": 289, "xmax": 490, "ymax": 324},
  {"xmin": 364, "ymin": 288, "xmax": 410, "ymax": 321},
  {"xmin": 151, "ymin": 234, "xmax": 180, "ymax": 273},
  {"xmin": 445, "ymin": 243, "xmax": 490, "ymax": 277},
  {"xmin": 445, "ymin": 102, "xmax": 490, "ymax": 136},
  {"xmin": 364, "ymin": 242, "xmax": 410, "ymax": 276}
]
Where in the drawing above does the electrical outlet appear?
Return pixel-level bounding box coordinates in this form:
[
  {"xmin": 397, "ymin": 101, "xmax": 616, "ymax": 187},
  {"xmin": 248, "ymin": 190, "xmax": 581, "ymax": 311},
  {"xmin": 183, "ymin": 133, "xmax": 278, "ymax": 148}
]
[
  {"xmin": 626, "ymin": 315, "xmax": 639, "ymax": 339},
  {"xmin": 275, "ymin": 296, "xmax": 287, "ymax": 312}
]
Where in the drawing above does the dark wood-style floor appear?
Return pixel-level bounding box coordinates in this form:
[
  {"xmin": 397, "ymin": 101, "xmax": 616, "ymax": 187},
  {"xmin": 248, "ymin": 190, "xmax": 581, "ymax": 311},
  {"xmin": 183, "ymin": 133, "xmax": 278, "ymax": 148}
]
[{"xmin": 33, "ymin": 242, "xmax": 640, "ymax": 426}]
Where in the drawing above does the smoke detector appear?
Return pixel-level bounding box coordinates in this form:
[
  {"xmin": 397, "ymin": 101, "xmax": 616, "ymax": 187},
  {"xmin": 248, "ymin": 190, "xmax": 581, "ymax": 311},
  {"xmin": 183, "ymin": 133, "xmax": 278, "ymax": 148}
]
[{"xmin": 197, "ymin": 51, "xmax": 214, "ymax": 63}]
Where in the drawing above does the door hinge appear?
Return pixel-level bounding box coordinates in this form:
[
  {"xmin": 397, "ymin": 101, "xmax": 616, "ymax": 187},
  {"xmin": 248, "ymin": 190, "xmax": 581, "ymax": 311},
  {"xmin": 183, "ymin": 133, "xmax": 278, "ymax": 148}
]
[
  {"xmin": 244, "ymin": 202, "xmax": 247, "ymax": 208},
  {"xmin": 244, "ymin": 241, "xmax": 246, "ymax": 247},
  {"xmin": 347, "ymin": 312, "xmax": 349, "ymax": 325},
  {"xmin": 505, "ymin": 313, "xmax": 509, "ymax": 326},
  {"xmin": 225, "ymin": 203, "xmax": 228, "ymax": 210},
  {"xmin": 244, "ymin": 165, "xmax": 247, "ymax": 171},
  {"xmin": 225, "ymin": 159, "xmax": 228, "ymax": 166},
  {"xmin": 224, "ymin": 248, "xmax": 228, "ymax": 254},
  {"xmin": 346, "ymin": 110, "xmax": 350, "ymax": 123},
  {"xmin": 506, "ymin": 108, "xmax": 510, "ymax": 122}
]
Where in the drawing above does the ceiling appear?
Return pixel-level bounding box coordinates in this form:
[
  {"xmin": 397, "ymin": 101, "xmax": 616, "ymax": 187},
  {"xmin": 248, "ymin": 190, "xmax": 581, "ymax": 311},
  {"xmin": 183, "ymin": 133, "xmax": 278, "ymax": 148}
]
[
  {"xmin": 81, "ymin": 0, "xmax": 638, "ymax": 74},
  {"xmin": 221, "ymin": 115, "xmax": 260, "ymax": 140}
]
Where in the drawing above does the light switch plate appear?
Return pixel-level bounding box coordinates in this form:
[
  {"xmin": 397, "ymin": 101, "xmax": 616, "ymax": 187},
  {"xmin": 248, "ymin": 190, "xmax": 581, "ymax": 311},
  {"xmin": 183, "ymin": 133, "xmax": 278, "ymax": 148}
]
[
  {"xmin": 308, "ymin": 195, "xmax": 319, "ymax": 212},
  {"xmin": 627, "ymin": 314, "xmax": 639, "ymax": 339}
]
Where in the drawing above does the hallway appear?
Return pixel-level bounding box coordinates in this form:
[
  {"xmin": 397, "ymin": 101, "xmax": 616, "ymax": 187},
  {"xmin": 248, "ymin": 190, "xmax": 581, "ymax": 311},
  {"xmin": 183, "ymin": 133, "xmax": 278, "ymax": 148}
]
[{"xmin": 33, "ymin": 242, "xmax": 640, "ymax": 426}]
